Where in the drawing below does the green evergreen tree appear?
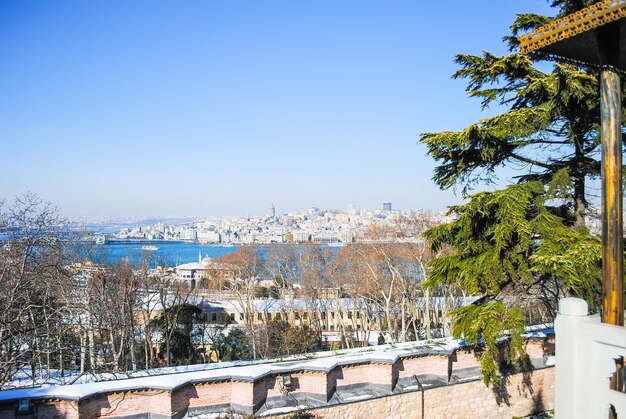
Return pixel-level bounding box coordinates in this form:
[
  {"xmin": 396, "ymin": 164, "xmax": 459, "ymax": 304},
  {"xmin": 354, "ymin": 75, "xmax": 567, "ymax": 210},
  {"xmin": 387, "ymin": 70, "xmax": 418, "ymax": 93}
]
[
  {"xmin": 419, "ymin": 1, "xmax": 621, "ymax": 385},
  {"xmin": 220, "ymin": 329, "xmax": 251, "ymax": 362},
  {"xmin": 422, "ymin": 1, "xmax": 626, "ymax": 230}
]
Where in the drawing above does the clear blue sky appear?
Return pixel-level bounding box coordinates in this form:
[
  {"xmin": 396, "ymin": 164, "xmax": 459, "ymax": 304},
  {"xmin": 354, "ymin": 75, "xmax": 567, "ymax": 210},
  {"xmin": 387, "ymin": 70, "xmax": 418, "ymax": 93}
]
[{"xmin": 0, "ymin": 1, "xmax": 553, "ymax": 217}]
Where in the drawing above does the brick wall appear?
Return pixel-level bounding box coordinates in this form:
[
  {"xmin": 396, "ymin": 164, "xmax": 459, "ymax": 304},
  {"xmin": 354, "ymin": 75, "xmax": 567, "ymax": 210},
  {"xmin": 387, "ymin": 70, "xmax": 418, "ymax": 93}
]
[
  {"xmin": 335, "ymin": 364, "xmax": 372, "ymax": 388},
  {"xmin": 293, "ymin": 371, "xmax": 328, "ymax": 399},
  {"xmin": 187, "ymin": 381, "xmax": 231, "ymax": 409},
  {"xmin": 230, "ymin": 381, "xmax": 254, "ymax": 407},
  {"xmin": 256, "ymin": 375, "xmax": 279, "ymax": 403},
  {"xmin": 172, "ymin": 383, "xmax": 198, "ymax": 414},
  {"xmin": 525, "ymin": 341, "xmax": 541, "ymax": 359},
  {"xmin": 78, "ymin": 389, "xmax": 172, "ymax": 418},
  {"xmin": 366, "ymin": 363, "xmax": 393, "ymax": 385},
  {"xmin": 281, "ymin": 367, "xmax": 555, "ymax": 419},
  {"xmin": 0, "ymin": 399, "xmax": 80, "ymax": 419},
  {"xmin": 453, "ymin": 348, "xmax": 482, "ymax": 371},
  {"xmin": 42, "ymin": 400, "xmax": 79, "ymax": 419},
  {"xmin": 396, "ymin": 354, "xmax": 451, "ymax": 379}
]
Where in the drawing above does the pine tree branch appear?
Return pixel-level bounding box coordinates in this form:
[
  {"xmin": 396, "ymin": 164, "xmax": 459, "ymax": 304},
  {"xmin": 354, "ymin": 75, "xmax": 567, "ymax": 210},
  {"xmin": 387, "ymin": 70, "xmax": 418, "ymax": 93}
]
[{"xmin": 509, "ymin": 153, "xmax": 553, "ymax": 169}]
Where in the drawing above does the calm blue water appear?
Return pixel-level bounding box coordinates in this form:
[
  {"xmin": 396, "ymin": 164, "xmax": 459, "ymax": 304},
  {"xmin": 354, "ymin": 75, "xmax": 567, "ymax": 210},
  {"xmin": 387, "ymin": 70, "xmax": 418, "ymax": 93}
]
[
  {"xmin": 1, "ymin": 234, "xmax": 340, "ymax": 268},
  {"xmin": 95, "ymin": 242, "xmax": 239, "ymax": 267}
]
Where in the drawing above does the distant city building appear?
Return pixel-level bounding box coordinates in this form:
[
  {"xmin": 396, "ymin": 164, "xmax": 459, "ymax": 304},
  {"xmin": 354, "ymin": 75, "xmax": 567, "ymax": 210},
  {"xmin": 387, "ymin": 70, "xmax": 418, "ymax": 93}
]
[
  {"xmin": 338, "ymin": 231, "xmax": 354, "ymax": 243},
  {"xmin": 293, "ymin": 231, "xmax": 310, "ymax": 243},
  {"xmin": 268, "ymin": 203, "xmax": 276, "ymax": 218},
  {"xmin": 311, "ymin": 234, "xmax": 340, "ymax": 244},
  {"xmin": 197, "ymin": 230, "xmax": 221, "ymax": 244},
  {"xmin": 183, "ymin": 228, "xmax": 198, "ymax": 241},
  {"xmin": 383, "ymin": 202, "xmax": 392, "ymax": 211}
]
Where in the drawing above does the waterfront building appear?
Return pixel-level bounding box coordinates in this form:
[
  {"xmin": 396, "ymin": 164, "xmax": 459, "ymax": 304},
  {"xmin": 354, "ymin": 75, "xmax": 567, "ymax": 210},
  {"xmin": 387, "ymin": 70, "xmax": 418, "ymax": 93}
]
[
  {"xmin": 183, "ymin": 228, "xmax": 198, "ymax": 241},
  {"xmin": 338, "ymin": 230, "xmax": 354, "ymax": 243},
  {"xmin": 311, "ymin": 234, "xmax": 340, "ymax": 244},
  {"xmin": 175, "ymin": 252, "xmax": 235, "ymax": 287},
  {"xmin": 197, "ymin": 230, "xmax": 221, "ymax": 243},
  {"xmin": 293, "ymin": 231, "xmax": 310, "ymax": 243}
]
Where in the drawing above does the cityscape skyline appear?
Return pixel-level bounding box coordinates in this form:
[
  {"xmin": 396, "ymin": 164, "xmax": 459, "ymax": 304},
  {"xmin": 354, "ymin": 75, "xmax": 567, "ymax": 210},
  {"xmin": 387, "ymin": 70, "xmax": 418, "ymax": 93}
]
[
  {"xmin": 103, "ymin": 201, "xmax": 434, "ymax": 246},
  {"xmin": 1, "ymin": 1, "xmax": 553, "ymax": 217},
  {"xmin": 66, "ymin": 201, "xmax": 412, "ymax": 224}
]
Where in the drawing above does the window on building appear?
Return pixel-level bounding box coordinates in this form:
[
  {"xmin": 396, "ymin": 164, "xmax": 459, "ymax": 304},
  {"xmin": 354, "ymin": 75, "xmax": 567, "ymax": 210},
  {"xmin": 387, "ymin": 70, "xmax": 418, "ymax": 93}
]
[
  {"xmin": 303, "ymin": 312, "xmax": 308, "ymax": 320},
  {"xmin": 211, "ymin": 313, "xmax": 217, "ymax": 321},
  {"xmin": 258, "ymin": 313, "xmax": 263, "ymax": 321},
  {"xmin": 321, "ymin": 312, "xmax": 326, "ymax": 320},
  {"xmin": 295, "ymin": 312, "xmax": 300, "ymax": 320},
  {"xmin": 331, "ymin": 311, "xmax": 335, "ymax": 319},
  {"xmin": 347, "ymin": 311, "xmax": 352, "ymax": 320},
  {"xmin": 230, "ymin": 313, "xmax": 235, "ymax": 322},
  {"xmin": 267, "ymin": 313, "xmax": 272, "ymax": 320},
  {"xmin": 330, "ymin": 325, "xmax": 335, "ymax": 331},
  {"xmin": 239, "ymin": 313, "xmax": 244, "ymax": 321},
  {"xmin": 276, "ymin": 312, "xmax": 281, "ymax": 320}
]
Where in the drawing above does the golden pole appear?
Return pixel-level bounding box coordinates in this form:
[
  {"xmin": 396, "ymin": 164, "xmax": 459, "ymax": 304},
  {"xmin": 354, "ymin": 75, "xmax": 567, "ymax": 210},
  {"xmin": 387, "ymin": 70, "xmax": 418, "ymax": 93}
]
[{"xmin": 600, "ymin": 66, "xmax": 624, "ymax": 326}]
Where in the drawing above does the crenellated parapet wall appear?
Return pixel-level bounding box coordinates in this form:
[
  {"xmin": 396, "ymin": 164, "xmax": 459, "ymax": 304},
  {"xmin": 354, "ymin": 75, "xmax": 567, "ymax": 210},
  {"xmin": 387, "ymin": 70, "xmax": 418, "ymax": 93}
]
[
  {"xmin": 290, "ymin": 367, "xmax": 554, "ymax": 419},
  {"xmin": 0, "ymin": 336, "xmax": 554, "ymax": 418}
]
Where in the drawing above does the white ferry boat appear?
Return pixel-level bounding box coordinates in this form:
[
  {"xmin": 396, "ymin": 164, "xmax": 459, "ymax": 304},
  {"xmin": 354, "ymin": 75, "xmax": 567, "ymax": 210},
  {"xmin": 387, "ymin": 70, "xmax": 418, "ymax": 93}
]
[{"xmin": 141, "ymin": 245, "xmax": 159, "ymax": 251}]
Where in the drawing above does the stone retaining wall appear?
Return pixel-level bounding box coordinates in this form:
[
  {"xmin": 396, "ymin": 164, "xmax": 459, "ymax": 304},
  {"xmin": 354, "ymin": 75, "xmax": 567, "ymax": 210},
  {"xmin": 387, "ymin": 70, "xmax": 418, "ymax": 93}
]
[{"xmin": 287, "ymin": 367, "xmax": 554, "ymax": 419}]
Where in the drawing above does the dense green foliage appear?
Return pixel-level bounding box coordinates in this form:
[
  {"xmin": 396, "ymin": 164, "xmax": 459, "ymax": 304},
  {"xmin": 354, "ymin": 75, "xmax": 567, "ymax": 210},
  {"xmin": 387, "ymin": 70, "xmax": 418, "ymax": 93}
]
[
  {"xmin": 424, "ymin": 182, "xmax": 601, "ymax": 384},
  {"xmin": 156, "ymin": 305, "xmax": 202, "ymax": 364},
  {"xmin": 422, "ymin": 3, "xmax": 626, "ymax": 229},
  {"xmin": 425, "ymin": 182, "xmax": 601, "ymax": 302},
  {"xmin": 419, "ymin": 0, "xmax": 621, "ymax": 385},
  {"xmin": 219, "ymin": 329, "xmax": 252, "ymax": 362}
]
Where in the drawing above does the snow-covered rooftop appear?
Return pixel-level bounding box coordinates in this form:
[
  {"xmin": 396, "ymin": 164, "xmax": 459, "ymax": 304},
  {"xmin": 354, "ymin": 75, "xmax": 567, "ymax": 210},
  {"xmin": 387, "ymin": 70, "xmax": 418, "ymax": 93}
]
[{"xmin": 199, "ymin": 296, "xmax": 481, "ymax": 313}]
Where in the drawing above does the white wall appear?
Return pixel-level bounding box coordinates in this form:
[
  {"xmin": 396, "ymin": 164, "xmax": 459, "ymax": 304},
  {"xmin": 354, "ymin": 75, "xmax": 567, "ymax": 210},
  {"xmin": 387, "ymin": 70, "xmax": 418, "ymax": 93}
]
[{"xmin": 555, "ymin": 297, "xmax": 626, "ymax": 418}]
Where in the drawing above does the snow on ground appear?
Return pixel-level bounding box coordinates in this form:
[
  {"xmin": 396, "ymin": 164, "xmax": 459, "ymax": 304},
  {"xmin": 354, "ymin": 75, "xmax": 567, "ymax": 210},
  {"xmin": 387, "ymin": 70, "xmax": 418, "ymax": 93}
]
[
  {"xmin": 343, "ymin": 394, "xmax": 374, "ymax": 402},
  {"xmin": 184, "ymin": 413, "xmax": 237, "ymax": 419},
  {"xmin": 402, "ymin": 383, "xmax": 432, "ymax": 391},
  {"xmin": 457, "ymin": 375, "xmax": 482, "ymax": 383},
  {"xmin": 259, "ymin": 405, "xmax": 309, "ymax": 416}
]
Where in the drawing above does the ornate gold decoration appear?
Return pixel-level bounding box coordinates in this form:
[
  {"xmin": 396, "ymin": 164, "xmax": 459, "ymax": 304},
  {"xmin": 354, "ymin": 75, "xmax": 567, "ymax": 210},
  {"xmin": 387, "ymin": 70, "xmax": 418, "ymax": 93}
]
[{"xmin": 519, "ymin": 0, "xmax": 626, "ymax": 54}]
